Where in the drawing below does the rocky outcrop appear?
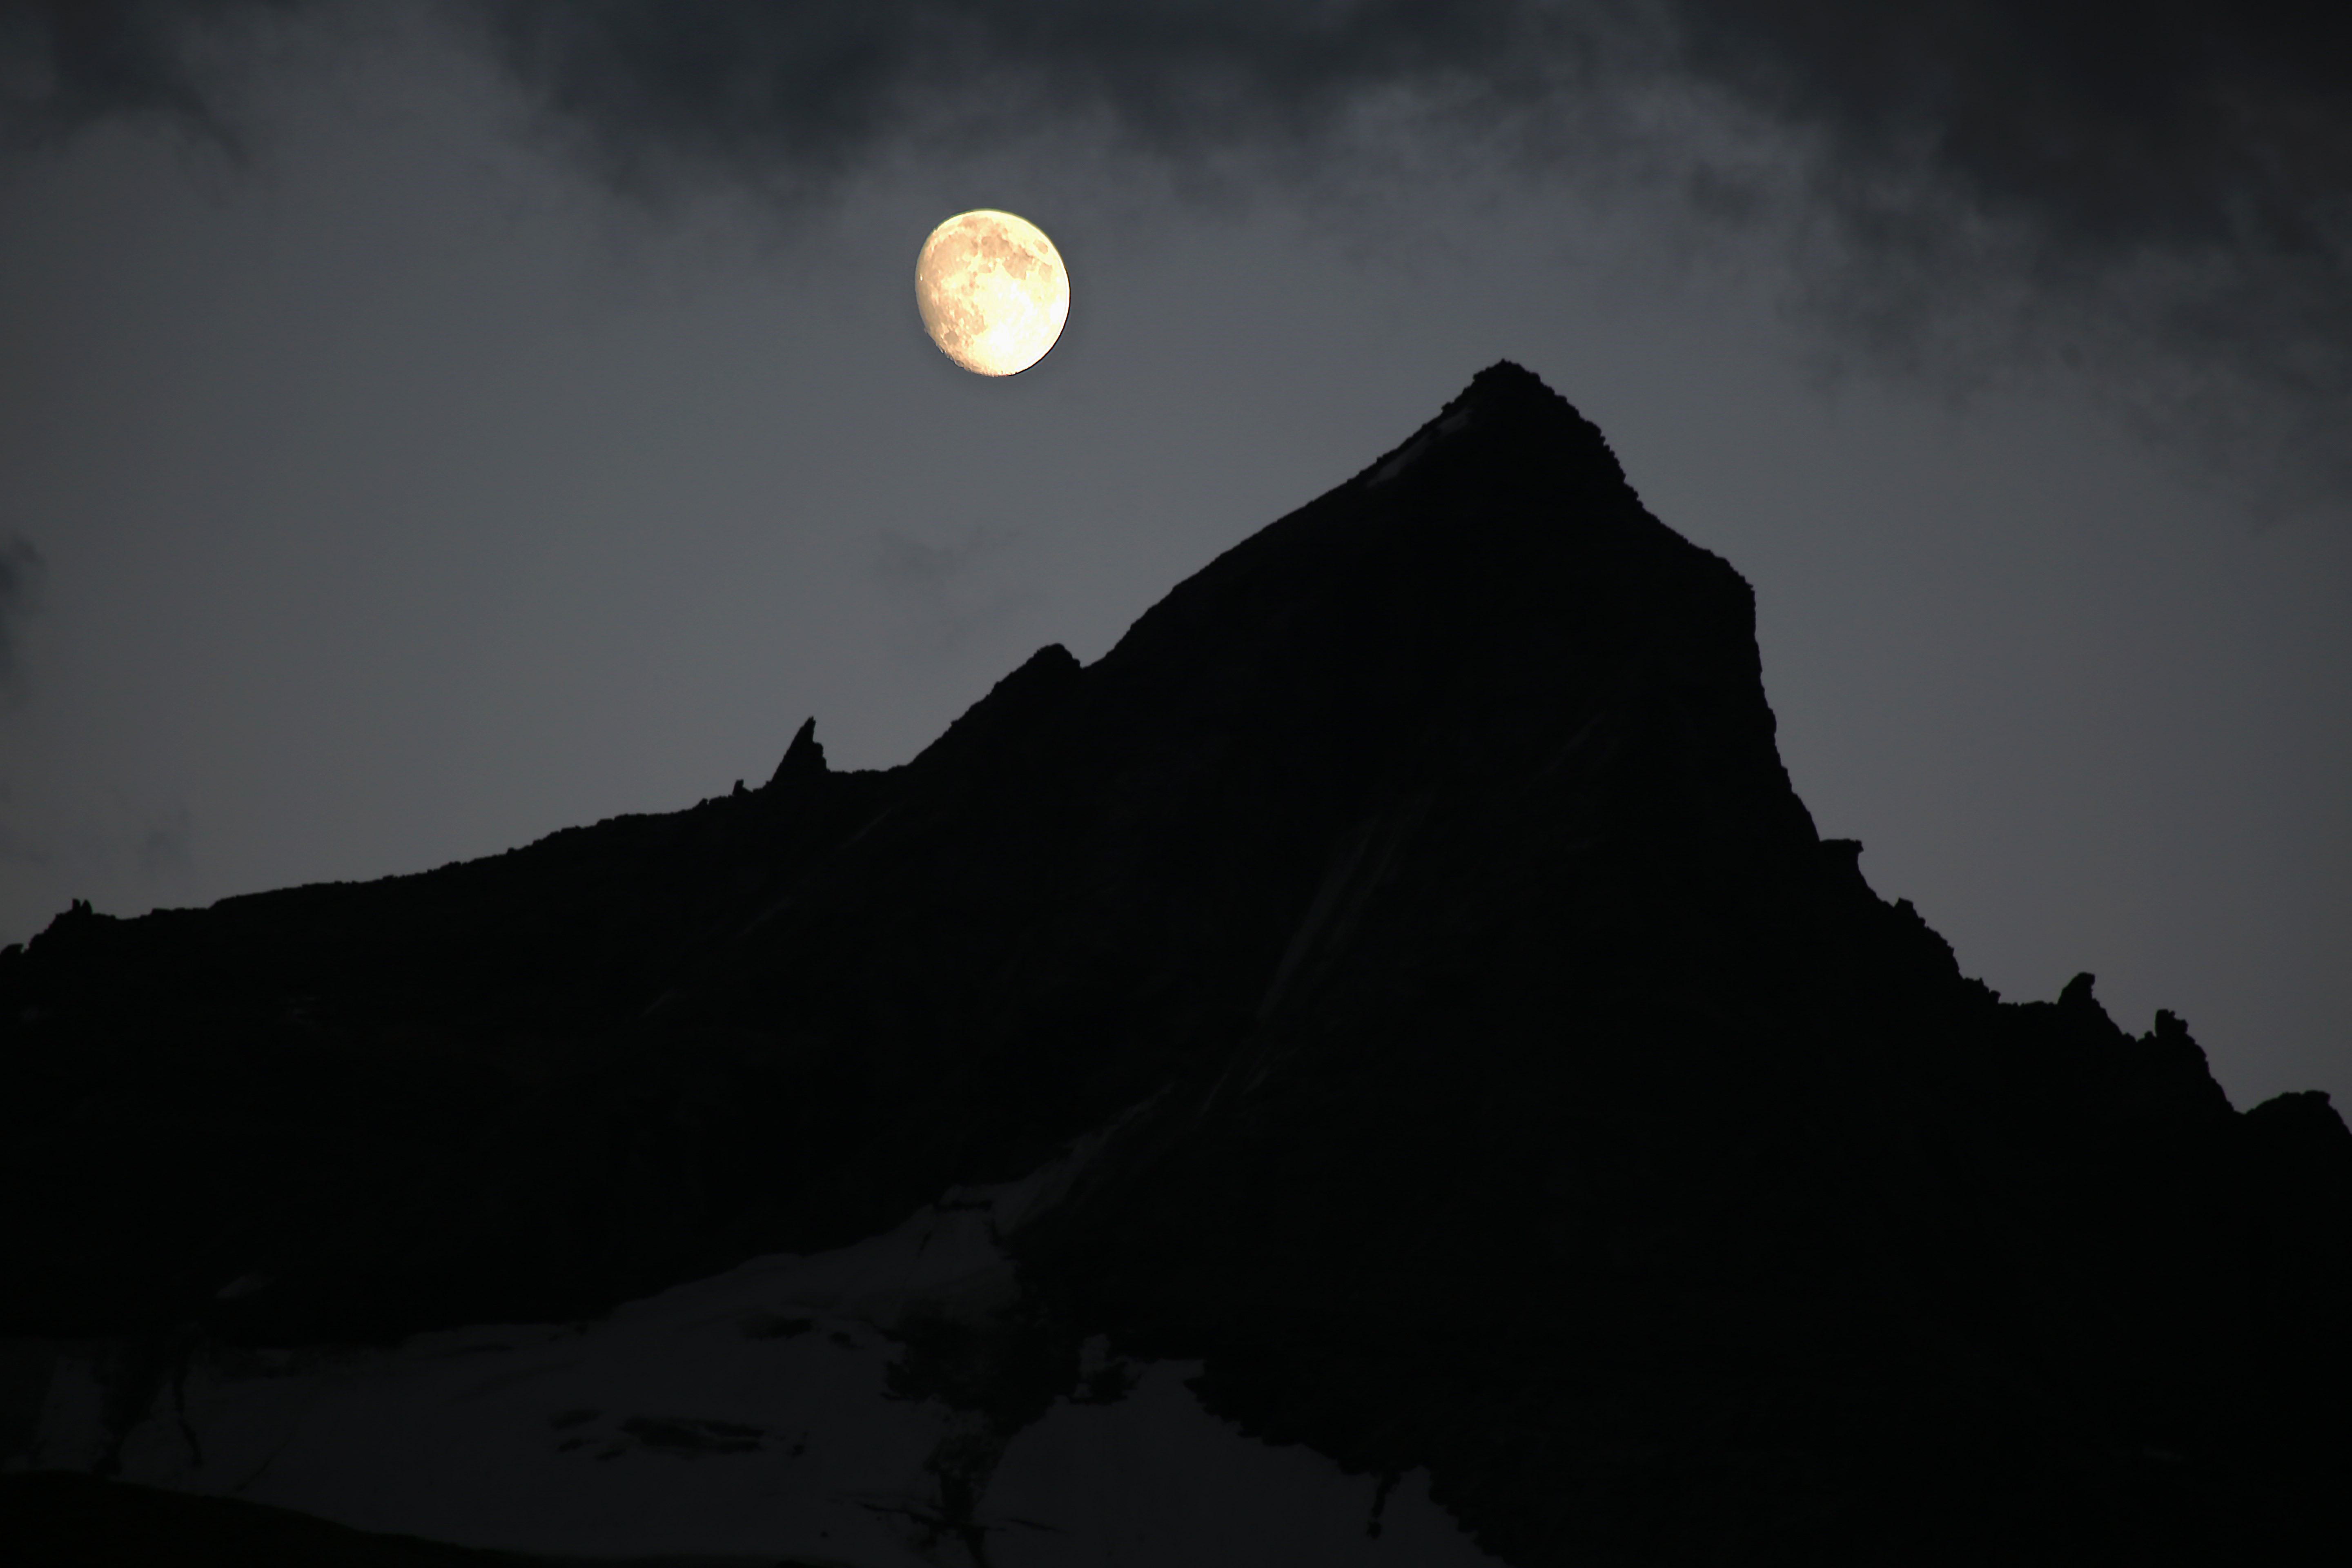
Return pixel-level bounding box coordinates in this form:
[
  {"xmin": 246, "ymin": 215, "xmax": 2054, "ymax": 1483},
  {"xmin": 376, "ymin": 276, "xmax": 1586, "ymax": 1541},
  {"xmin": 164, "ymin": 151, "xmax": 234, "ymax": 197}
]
[{"xmin": 2, "ymin": 362, "xmax": 2345, "ymax": 1562}]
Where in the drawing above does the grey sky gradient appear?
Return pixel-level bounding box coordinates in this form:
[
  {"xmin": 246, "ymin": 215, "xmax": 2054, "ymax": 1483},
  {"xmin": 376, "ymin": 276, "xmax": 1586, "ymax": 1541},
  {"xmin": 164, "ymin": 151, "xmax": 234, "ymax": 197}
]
[
  {"xmin": 0, "ymin": 5, "xmax": 2346, "ymax": 1117},
  {"xmin": 8, "ymin": 1, "xmax": 2348, "ymax": 496}
]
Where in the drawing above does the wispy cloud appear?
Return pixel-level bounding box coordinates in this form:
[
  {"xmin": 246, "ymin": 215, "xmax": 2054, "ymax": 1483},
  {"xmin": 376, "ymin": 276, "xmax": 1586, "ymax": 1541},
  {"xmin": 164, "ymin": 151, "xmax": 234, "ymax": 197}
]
[
  {"xmin": 0, "ymin": 532, "xmax": 44, "ymax": 695},
  {"xmin": 874, "ymin": 523, "xmax": 1037, "ymax": 657},
  {"xmin": 136, "ymin": 803, "xmax": 194, "ymax": 880}
]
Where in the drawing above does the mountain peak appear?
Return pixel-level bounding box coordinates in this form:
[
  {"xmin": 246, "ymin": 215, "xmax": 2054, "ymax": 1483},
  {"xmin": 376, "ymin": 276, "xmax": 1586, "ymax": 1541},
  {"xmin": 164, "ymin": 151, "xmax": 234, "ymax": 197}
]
[
  {"xmin": 1353, "ymin": 359, "xmax": 1630, "ymax": 500},
  {"xmin": 4, "ymin": 367, "xmax": 2348, "ymax": 1562},
  {"xmin": 1454, "ymin": 355, "xmax": 1566, "ymax": 412}
]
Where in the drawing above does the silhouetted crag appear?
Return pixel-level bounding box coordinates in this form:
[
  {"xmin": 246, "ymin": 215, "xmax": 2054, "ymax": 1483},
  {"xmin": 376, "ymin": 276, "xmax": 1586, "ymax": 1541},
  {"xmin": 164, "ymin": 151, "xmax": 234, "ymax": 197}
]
[{"xmin": 4, "ymin": 363, "xmax": 2346, "ymax": 1563}]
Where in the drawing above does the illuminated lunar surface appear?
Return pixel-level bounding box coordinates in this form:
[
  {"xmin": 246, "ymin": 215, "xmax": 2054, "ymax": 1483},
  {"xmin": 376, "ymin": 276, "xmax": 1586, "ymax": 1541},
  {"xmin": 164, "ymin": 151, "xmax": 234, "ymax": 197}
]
[{"xmin": 915, "ymin": 209, "xmax": 1069, "ymax": 376}]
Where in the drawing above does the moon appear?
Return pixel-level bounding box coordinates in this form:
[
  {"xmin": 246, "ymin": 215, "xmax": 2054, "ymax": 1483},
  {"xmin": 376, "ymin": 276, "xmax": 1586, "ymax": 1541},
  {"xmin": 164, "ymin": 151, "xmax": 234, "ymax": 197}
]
[{"xmin": 915, "ymin": 210, "xmax": 1069, "ymax": 377}]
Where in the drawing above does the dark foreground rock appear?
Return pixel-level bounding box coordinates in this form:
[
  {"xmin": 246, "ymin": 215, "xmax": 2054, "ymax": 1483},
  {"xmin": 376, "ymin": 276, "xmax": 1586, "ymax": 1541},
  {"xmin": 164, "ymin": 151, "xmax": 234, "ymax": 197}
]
[
  {"xmin": 3, "ymin": 363, "xmax": 2346, "ymax": 1563},
  {"xmin": 0, "ymin": 1472, "xmax": 760, "ymax": 1567}
]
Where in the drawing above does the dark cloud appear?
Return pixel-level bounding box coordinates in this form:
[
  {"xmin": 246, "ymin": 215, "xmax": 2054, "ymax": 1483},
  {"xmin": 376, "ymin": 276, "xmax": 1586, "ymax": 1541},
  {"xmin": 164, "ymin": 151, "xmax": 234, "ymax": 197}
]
[
  {"xmin": 0, "ymin": 532, "xmax": 43, "ymax": 690},
  {"xmin": 5, "ymin": 2, "xmax": 2347, "ymax": 494},
  {"xmin": 1662, "ymin": 1, "xmax": 2352, "ymax": 494},
  {"xmin": 0, "ymin": 0, "xmax": 303, "ymax": 150},
  {"xmin": 1670, "ymin": 2, "xmax": 2350, "ymax": 268},
  {"xmin": 459, "ymin": 1, "xmax": 1588, "ymax": 191}
]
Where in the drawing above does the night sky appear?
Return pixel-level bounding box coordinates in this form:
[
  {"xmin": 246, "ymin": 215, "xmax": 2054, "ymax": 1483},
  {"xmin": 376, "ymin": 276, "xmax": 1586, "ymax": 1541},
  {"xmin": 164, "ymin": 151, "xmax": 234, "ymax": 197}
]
[{"xmin": 2, "ymin": 3, "xmax": 2346, "ymax": 1114}]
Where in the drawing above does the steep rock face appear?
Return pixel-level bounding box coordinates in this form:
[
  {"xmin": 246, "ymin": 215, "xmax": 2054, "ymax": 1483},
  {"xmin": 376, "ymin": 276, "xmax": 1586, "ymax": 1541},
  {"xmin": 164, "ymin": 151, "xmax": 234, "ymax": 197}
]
[{"xmin": 2, "ymin": 363, "xmax": 2346, "ymax": 1563}]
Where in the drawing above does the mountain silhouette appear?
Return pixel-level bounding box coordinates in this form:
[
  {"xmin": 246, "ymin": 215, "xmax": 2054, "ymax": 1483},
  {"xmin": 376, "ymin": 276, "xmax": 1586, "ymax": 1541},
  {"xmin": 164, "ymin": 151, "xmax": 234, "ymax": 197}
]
[{"xmin": 3, "ymin": 363, "xmax": 2347, "ymax": 1564}]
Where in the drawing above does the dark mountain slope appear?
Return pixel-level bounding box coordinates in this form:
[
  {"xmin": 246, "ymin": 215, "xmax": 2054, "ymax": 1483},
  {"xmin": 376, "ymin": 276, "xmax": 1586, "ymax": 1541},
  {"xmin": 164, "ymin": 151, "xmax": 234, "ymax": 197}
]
[{"xmin": 2, "ymin": 363, "xmax": 2345, "ymax": 1562}]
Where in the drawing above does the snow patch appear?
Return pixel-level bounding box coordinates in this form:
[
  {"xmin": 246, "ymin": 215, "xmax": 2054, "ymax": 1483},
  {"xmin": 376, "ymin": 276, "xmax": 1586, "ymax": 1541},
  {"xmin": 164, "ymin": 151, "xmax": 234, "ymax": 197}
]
[
  {"xmin": 33, "ymin": 1121, "xmax": 1502, "ymax": 1566},
  {"xmin": 1371, "ymin": 408, "xmax": 1474, "ymax": 485}
]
